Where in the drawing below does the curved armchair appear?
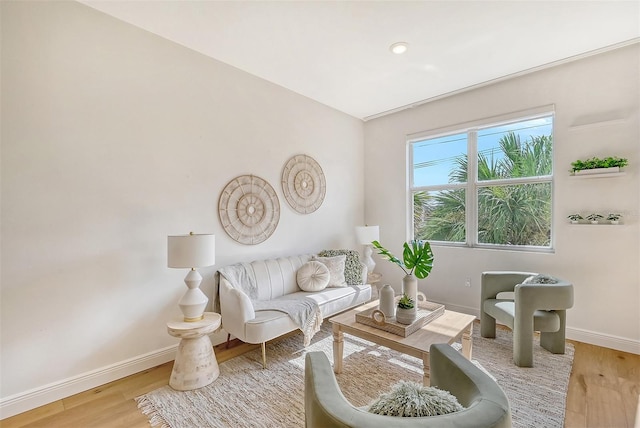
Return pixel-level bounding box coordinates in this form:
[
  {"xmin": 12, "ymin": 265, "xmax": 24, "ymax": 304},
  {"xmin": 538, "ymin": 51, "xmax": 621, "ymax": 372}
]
[
  {"xmin": 304, "ymin": 345, "xmax": 512, "ymax": 428},
  {"xmin": 480, "ymin": 271, "xmax": 574, "ymax": 367}
]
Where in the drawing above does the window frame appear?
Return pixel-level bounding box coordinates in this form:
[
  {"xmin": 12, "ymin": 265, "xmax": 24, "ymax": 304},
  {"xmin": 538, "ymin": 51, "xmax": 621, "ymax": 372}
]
[{"xmin": 407, "ymin": 107, "xmax": 555, "ymax": 253}]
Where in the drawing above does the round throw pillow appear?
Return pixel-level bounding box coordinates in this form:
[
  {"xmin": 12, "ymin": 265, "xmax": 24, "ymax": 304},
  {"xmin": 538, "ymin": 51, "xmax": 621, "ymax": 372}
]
[
  {"xmin": 297, "ymin": 261, "xmax": 330, "ymax": 292},
  {"xmin": 368, "ymin": 381, "xmax": 464, "ymax": 417}
]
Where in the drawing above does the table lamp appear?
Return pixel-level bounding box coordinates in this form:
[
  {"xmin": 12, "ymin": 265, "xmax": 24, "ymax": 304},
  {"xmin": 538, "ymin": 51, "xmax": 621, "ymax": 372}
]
[
  {"xmin": 355, "ymin": 225, "xmax": 379, "ymax": 275},
  {"xmin": 168, "ymin": 232, "xmax": 216, "ymax": 322}
]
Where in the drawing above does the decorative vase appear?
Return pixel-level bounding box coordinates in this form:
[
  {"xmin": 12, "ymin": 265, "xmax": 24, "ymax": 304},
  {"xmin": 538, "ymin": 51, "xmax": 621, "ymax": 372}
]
[
  {"xmin": 402, "ymin": 274, "xmax": 418, "ymax": 305},
  {"xmin": 610, "ymin": 220, "xmax": 619, "ymax": 225},
  {"xmin": 396, "ymin": 307, "xmax": 417, "ymax": 325},
  {"xmin": 590, "ymin": 221, "xmax": 598, "ymax": 224},
  {"xmin": 378, "ymin": 284, "xmax": 395, "ymax": 319}
]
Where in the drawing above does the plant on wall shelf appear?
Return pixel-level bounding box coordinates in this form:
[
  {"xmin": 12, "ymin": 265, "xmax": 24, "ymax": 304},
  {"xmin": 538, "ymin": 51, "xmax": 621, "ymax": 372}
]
[
  {"xmin": 567, "ymin": 214, "xmax": 583, "ymax": 223},
  {"xmin": 570, "ymin": 156, "xmax": 628, "ymax": 173},
  {"xmin": 586, "ymin": 213, "xmax": 603, "ymax": 224},
  {"xmin": 607, "ymin": 213, "xmax": 622, "ymax": 224}
]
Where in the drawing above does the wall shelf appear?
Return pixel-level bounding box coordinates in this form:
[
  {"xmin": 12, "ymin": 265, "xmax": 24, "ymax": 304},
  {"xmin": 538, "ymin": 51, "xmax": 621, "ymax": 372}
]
[{"xmin": 569, "ymin": 172, "xmax": 626, "ymax": 179}]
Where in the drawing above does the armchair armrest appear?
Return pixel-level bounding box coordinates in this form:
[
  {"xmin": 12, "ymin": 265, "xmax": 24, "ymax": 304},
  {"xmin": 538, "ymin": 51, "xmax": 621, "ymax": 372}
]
[
  {"xmin": 219, "ymin": 278, "xmax": 255, "ymax": 341},
  {"xmin": 481, "ymin": 271, "xmax": 536, "ymax": 301},
  {"xmin": 515, "ymin": 281, "xmax": 574, "ymax": 311}
]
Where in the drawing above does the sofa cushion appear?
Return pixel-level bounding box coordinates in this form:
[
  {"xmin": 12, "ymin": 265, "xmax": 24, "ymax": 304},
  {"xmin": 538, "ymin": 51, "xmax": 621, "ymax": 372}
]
[
  {"xmin": 297, "ymin": 261, "xmax": 330, "ymax": 292},
  {"xmin": 367, "ymin": 380, "xmax": 464, "ymax": 417},
  {"xmin": 313, "ymin": 255, "xmax": 347, "ymax": 288},
  {"xmin": 318, "ymin": 249, "xmax": 362, "ymax": 285}
]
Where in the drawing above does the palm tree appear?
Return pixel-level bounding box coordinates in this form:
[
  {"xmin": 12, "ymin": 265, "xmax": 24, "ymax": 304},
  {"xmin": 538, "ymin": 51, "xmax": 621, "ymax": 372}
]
[{"xmin": 415, "ymin": 132, "xmax": 552, "ymax": 246}]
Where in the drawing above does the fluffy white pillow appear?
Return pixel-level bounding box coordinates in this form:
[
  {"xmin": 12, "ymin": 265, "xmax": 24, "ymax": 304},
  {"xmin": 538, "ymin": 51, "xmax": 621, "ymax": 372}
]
[
  {"xmin": 314, "ymin": 255, "xmax": 347, "ymax": 288},
  {"xmin": 368, "ymin": 381, "xmax": 464, "ymax": 417},
  {"xmin": 297, "ymin": 261, "xmax": 330, "ymax": 292}
]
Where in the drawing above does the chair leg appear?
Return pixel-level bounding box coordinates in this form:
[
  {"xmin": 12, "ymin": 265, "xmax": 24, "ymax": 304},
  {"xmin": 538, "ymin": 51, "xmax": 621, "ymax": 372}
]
[
  {"xmin": 261, "ymin": 342, "xmax": 267, "ymax": 369},
  {"xmin": 541, "ymin": 310, "xmax": 567, "ymax": 354},
  {"xmin": 480, "ymin": 310, "xmax": 496, "ymax": 338},
  {"xmin": 513, "ymin": 316, "xmax": 534, "ymax": 367}
]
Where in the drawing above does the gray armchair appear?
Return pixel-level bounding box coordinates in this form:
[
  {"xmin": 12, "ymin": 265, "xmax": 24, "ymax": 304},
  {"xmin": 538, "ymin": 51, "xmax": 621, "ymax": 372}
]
[
  {"xmin": 304, "ymin": 344, "xmax": 512, "ymax": 428},
  {"xmin": 480, "ymin": 271, "xmax": 574, "ymax": 367}
]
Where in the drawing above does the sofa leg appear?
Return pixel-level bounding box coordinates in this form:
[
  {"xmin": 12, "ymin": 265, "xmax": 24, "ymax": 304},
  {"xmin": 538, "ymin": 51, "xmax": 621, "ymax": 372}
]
[{"xmin": 261, "ymin": 342, "xmax": 267, "ymax": 369}]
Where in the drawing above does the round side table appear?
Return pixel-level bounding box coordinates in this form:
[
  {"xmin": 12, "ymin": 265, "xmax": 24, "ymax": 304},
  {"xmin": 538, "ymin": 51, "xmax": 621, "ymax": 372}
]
[{"xmin": 167, "ymin": 312, "xmax": 221, "ymax": 391}]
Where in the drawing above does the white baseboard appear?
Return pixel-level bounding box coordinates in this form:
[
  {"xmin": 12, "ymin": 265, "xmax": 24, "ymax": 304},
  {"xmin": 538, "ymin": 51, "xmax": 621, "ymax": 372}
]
[
  {"xmin": 0, "ymin": 344, "xmax": 177, "ymax": 420},
  {"xmin": 566, "ymin": 327, "xmax": 640, "ymax": 355}
]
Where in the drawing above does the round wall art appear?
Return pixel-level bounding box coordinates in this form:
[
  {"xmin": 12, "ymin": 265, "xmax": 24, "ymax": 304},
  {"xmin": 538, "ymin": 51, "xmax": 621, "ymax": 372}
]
[
  {"xmin": 281, "ymin": 154, "xmax": 326, "ymax": 214},
  {"xmin": 218, "ymin": 175, "xmax": 280, "ymax": 245}
]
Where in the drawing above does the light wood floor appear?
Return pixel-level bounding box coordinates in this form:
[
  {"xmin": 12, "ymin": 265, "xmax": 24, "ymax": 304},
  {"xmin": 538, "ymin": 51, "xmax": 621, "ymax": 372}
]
[{"xmin": 2, "ymin": 331, "xmax": 638, "ymax": 428}]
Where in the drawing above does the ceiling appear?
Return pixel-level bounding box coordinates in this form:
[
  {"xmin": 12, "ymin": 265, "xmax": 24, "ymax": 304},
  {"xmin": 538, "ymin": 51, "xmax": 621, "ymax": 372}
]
[{"xmin": 81, "ymin": 1, "xmax": 640, "ymax": 121}]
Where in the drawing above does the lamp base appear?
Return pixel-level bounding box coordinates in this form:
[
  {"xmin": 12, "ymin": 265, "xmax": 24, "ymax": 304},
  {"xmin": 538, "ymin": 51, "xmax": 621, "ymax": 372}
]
[
  {"xmin": 179, "ymin": 269, "xmax": 209, "ymax": 322},
  {"xmin": 363, "ymin": 245, "xmax": 376, "ymax": 276}
]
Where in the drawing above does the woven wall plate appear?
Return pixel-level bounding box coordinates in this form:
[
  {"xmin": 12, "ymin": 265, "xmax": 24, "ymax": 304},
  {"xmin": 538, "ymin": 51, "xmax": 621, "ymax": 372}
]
[
  {"xmin": 218, "ymin": 175, "xmax": 280, "ymax": 245},
  {"xmin": 281, "ymin": 154, "xmax": 326, "ymax": 214}
]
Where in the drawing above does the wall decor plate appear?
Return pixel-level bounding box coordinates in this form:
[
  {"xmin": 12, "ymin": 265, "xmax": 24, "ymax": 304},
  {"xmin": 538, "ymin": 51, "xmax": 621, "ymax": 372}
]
[
  {"xmin": 281, "ymin": 154, "xmax": 326, "ymax": 214},
  {"xmin": 218, "ymin": 175, "xmax": 280, "ymax": 245}
]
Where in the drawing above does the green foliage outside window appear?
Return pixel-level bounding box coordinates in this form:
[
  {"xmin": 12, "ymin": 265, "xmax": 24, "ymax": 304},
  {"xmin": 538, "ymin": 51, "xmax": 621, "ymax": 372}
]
[{"xmin": 414, "ymin": 132, "xmax": 552, "ymax": 247}]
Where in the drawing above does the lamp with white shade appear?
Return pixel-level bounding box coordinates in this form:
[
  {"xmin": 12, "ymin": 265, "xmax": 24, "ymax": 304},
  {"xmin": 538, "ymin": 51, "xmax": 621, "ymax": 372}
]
[
  {"xmin": 167, "ymin": 232, "xmax": 216, "ymax": 322},
  {"xmin": 355, "ymin": 225, "xmax": 379, "ymax": 276}
]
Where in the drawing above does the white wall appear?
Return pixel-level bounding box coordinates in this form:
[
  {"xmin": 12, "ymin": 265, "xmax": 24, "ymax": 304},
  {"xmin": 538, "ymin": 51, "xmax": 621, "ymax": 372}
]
[
  {"xmin": 364, "ymin": 44, "xmax": 640, "ymax": 354},
  {"xmin": 0, "ymin": 1, "xmax": 363, "ymax": 416}
]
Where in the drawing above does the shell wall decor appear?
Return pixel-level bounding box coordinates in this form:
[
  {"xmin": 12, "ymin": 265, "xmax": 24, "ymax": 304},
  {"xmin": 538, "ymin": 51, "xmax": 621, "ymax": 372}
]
[
  {"xmin": 281, "ymin": 154, "xmax": 326, "ymax": 214},
  {"xmin": 218, "ymin": 175, "xmax": 280, "ymax": 245}
]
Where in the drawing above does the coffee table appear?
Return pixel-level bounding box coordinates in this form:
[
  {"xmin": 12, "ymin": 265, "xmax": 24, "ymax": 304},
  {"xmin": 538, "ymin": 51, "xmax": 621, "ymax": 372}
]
[{"xmin": 329, "ymin": 300, "xmax": 475, "ymax": 386}]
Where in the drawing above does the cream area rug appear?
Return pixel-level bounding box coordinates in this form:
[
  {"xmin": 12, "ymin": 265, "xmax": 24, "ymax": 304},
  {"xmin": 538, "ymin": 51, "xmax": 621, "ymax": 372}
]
[{"xmin": 136, "ymin": 321, "xmax": 574, "ymax": 428}]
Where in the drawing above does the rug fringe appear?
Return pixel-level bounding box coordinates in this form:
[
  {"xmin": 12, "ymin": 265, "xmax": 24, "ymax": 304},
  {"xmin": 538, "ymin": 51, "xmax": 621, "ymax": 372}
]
[{"xmin": 136, "ymin": 395, "xmax": 171, "ymax": 428}]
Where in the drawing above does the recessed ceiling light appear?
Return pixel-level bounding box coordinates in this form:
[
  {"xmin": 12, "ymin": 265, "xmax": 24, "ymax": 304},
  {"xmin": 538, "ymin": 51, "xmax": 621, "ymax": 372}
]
[{"xmin": 390, "ymin": 42, "xmax": 408, "ymax": 54}]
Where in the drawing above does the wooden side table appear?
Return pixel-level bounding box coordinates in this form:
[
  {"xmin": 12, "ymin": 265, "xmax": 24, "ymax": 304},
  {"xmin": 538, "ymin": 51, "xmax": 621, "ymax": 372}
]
[{"xmin": 167, "ymin": 312, "xmax": 221, "ymax": 391}]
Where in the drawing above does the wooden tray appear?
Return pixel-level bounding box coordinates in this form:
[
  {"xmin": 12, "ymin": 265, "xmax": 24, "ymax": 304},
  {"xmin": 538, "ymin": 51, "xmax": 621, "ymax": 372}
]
[{"xmin": 355, "ymin": 300, "xmax": 445, "ymax": 337}]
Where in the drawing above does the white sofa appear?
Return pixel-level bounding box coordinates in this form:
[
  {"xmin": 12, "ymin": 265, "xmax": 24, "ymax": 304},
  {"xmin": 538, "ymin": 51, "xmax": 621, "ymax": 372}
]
[{"xmin": 217, "ymin": 254, "xmax": 371, "ymax": 368}]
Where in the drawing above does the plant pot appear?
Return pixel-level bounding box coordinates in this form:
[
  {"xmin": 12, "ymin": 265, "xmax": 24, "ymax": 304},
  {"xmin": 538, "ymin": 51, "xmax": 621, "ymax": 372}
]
[
  {"xmin": 590, "ymin": 221, "xmax": 599, "ymax": 224},
  {"xmin": 610, "ymin": 220, "xmax": 619, "ymax": 225},
  {"xmin": 570, "ymin": 220, "xmax": 579, "ymax": 224},
  {"xmin": 396, "ymin": 307, "xmax": 416, "ymax": 325},
  {"xmin": 402, "ymin": 274, "xmax": 418, "ymax": 305},
  {"xmin": 574, "ymin": 166, "xmax": 620, "ymax": 175}
]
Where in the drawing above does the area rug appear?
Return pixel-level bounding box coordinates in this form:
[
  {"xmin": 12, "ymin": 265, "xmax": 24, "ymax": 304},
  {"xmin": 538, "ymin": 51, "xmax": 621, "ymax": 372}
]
[{"xmin": 137, "ymin": 321, "xmax": 574, "ymax": 428}]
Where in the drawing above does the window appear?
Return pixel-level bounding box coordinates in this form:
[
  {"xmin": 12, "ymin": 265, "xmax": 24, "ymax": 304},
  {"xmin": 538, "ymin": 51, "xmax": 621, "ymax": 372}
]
[{"xmin": 410, "ymin": 112, "xmax": 554, "ymax": 250}]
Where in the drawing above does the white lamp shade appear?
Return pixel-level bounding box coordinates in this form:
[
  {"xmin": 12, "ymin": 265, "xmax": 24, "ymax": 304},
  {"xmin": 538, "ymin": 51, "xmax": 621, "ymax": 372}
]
[
  {"xmin": 168, "ymin": 234, "xmax": 216, "ymax": 268},
  {"xmin": 355, "ymin": 226, "xmax": 379, "ymax": 245}
]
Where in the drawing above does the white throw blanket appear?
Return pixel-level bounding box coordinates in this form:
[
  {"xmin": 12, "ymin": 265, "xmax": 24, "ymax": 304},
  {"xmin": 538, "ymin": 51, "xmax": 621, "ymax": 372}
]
[{"xmin": 217, "ymin": 264, "xmax": 322, "ymax": 346}]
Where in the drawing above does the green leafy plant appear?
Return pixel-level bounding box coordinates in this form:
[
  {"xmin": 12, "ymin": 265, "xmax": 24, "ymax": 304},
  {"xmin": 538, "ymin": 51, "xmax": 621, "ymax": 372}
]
[
  {"xmin": 570, "ymin": 156, "xmax": 628, "ymax": 173},
  {"xmin": 567, "ymin": 214, "xmax": 583, "ymax": 221},
  {"xmin": 397, "ymin": 293, "xmax": 415, "ymax": 309},
  {"xmin": 586, "ymin": 213, "xmax": 603, "ymax": 222},
  {"xmin": 371, "ymin": 240, "xmax": 434, "ymax": 279},
  {"xmin": 607, "ymin": 213, "xmax": 622, "ymax": 221}
]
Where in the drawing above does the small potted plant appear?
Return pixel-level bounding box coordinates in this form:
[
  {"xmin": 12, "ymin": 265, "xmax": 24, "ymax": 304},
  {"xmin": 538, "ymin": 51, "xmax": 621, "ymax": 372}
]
[
  {"xmin": 567, "ymin": 214, "xmax": 583, "ymax": 224},
  {"xmin": 607, "ymin": 213, "xmax": 622, "ymax": 225},
  {"xmin": 396, "ymin": 293, "xmax": 416, "ymax": 325},
  {"xmin": 586, "ymin": 213, "xmax": 603, "ymax": 224}
]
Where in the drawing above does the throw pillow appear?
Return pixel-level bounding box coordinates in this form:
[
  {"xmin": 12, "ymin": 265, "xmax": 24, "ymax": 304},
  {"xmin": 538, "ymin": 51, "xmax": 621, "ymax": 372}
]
[
  {"xmin": 296, "ymin": 261, "xmax": 330, "ymax": 292},
  {"xmin": 318, "ymin": 249, "xmax": 362, "ymax": 285},
  {"xmin": 313, "ymin": 255, "xmax": 347, "ymax": 288},
  {"xmin": 367, "ymin": 381, "xmax": 464, "ymax": 417},
  {"xmin": 523, "ymin": 274, "xmax": 559, "ymax": 284}
]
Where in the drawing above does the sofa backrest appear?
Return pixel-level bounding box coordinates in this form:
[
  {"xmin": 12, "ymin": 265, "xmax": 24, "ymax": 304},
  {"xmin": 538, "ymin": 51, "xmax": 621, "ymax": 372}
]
[{"xmin": 249, "ymin": 254, "xmax": 313, "ymax": 300}]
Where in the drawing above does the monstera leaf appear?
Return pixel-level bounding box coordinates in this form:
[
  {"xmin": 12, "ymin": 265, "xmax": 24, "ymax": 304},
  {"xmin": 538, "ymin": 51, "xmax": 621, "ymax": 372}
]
[{"xmin": 372, "ymin": 240, "xmax": 434, "ymax": 279}]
